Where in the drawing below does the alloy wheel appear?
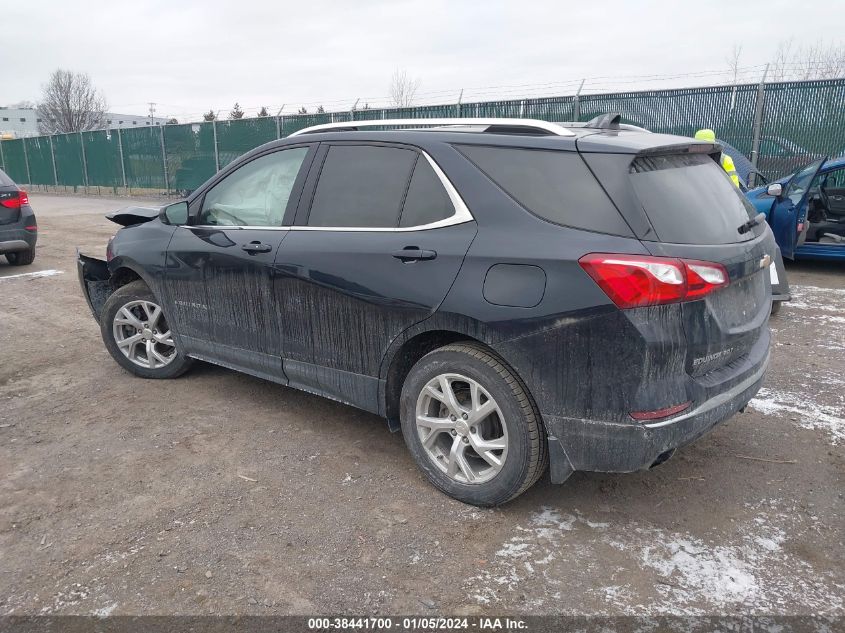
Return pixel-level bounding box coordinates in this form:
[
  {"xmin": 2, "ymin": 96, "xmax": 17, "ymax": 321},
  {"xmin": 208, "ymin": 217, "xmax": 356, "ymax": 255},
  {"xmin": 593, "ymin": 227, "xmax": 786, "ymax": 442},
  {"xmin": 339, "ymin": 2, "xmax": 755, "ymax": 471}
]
[
  {"xmin": 415, "ymin": 373, "xmax": 508, "ymax": 484},
  {"xmin": 112, "ymin": 300, "xmax": 176, "ymax": 369}
]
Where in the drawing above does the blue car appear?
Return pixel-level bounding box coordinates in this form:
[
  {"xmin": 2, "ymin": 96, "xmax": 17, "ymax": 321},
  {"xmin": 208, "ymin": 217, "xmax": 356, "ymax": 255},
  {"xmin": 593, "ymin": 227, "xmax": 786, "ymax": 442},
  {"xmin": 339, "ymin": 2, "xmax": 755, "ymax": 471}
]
[{"xmin": 747, "ymin": 157, "xmax": 845, "ymax": 262}]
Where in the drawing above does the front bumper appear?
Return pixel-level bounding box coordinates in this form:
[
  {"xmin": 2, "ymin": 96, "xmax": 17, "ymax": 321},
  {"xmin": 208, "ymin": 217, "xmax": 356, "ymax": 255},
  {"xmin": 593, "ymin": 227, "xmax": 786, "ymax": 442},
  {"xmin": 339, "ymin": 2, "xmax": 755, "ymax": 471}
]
[
  {"xmin": 77, "ymin": 251, "xmax": 111, "ymax": 320},
  {"xmin": 544, "ymin": 348, "xmax": 769, "ymax": 483}
]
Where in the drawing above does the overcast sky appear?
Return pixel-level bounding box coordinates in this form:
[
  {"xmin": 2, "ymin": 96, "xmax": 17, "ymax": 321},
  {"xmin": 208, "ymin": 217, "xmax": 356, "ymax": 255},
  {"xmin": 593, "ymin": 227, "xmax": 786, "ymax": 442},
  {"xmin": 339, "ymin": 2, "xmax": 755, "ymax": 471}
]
[{"xmin": 3, "ymin": 0, "xmax": 843, "ymax": 121}]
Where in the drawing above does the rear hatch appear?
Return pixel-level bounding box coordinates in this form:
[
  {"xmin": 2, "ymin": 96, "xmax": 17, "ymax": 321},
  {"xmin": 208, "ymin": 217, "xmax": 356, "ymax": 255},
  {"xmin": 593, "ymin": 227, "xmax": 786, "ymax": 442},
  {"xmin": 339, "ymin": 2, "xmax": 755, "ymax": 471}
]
[
  {"xmin": 0, "ymin": 169, "xmax": 23, "ymax": 226},
  {"xmin": 580, "ymin": 140, "xmax": 774, "ymax": 387}
]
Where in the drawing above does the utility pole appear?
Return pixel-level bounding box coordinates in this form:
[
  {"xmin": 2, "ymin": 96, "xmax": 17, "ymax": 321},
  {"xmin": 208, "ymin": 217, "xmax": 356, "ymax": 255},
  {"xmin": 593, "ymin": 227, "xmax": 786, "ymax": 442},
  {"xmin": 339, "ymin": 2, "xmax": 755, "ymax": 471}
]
[{"xmin": 148, "ymin": 102, "xmax": 157, "ymax": 125}]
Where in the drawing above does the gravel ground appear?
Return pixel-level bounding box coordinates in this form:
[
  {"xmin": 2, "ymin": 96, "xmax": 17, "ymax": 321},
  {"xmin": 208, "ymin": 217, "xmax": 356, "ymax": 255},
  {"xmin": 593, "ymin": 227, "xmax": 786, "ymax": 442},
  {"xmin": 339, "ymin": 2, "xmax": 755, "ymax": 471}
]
[{"xmin": 1, "ymin": 194, "xmax": 843, "ymax": 617}]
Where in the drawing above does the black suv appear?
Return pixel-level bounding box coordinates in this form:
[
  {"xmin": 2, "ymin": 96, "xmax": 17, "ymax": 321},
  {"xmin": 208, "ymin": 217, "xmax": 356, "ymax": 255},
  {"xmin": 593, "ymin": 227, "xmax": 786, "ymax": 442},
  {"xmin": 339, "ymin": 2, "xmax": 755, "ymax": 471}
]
[
  {"xmin": 78, "ymin": 117, "xmax": 774, "ymax": 506},
  {"xmin": 0, "ymin": 168, "xmax": 37, "ymax": 266}
]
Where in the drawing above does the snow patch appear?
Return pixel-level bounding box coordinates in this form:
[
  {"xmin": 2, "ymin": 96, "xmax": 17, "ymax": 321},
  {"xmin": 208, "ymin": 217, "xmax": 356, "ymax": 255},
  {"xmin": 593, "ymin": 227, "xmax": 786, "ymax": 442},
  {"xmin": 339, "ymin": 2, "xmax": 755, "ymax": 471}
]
[
  {"xmin": 465, "ymin": 503, "xmax": 841, "ymax": 615},
  {"xmin": 750, "ymin": 387, "xmax": 845, "ymax": 443},
  {"xmin": 92, "ymin": 603, "xmax": 117, "ymax": 617}
]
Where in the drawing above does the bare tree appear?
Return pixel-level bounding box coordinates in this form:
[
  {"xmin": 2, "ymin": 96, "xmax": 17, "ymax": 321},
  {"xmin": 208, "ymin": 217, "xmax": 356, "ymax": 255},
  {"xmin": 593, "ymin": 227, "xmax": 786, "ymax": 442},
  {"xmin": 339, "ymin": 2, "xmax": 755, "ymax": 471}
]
[
  {"xmin": 37, "ymin": 69, "xmax": 107, "ymax": 134},
  {"xmin": 770, "ymin": 39, "xmax": 795, "ymax": 82},
  {"xmin": 389, "ymin": 68, "xmax": 420, "ymax": 107},
  {"xmin": 726, "ymin": 44, "xmax": 743, "ymax": 84},
  {"xmin": 770, "ymin": 39, "xmax": 845, "ymax": 81}
]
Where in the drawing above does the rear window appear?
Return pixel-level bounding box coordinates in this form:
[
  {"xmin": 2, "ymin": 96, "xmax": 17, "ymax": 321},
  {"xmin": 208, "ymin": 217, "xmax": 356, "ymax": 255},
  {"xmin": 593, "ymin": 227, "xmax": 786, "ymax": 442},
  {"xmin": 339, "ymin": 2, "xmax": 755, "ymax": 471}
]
[
  {"xmin": 629, "ymin": 153, "xmax": 757, "ymax": 244},
  {"xmin": 399, "ymin": 157, "xmax": 454, "ymax": 227},
  {"xmin": 0, "ymin": 169, "xmax": 14, "ymax": 187},
  {"xmin": 457, "ymin": 145, "xmax": 633, "ymax": 236}
]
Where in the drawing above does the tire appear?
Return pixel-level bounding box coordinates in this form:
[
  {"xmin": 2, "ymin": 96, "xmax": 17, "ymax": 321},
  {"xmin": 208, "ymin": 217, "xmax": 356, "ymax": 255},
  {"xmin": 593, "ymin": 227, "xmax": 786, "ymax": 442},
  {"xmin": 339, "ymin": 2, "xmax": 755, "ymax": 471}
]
[
  {"xmin": 100, "ymin": 280, "xmax": 194, "ymax": 379},
  {"xmin": 400, "ymin": 342, "xmax": 548, "ymax": 506},
  {"xmin": 5, "ymin": 247, "xmax": 35, "ymax": 266}
]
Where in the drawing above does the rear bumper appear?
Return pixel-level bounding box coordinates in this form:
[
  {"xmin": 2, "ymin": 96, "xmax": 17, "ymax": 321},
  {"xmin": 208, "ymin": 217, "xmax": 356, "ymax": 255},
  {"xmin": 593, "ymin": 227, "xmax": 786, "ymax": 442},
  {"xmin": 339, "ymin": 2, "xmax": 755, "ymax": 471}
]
[
  {"xmin": 0, "ymin": 227, "xmax": 36, "ymax": 254},
  {"xmin": 544, "ymin": 346, "xmax": 769, "ymax": 483}
]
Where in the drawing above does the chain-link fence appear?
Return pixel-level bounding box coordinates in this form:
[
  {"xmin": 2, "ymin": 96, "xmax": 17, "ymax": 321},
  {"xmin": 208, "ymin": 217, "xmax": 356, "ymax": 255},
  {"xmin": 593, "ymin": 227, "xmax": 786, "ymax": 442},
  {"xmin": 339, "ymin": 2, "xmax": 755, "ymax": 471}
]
[{"xmin": 2, "ymin": 78, "xmax": 844, "ymax": 194}]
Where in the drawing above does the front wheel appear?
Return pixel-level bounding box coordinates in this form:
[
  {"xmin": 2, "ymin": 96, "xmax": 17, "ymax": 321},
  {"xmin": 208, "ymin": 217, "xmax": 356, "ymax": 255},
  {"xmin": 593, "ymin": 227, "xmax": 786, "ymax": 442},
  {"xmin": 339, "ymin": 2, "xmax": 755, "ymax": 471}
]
[
  {"xmin": 400, "ymin": 343, "xmax": 547, "ymax": 506},
  {"xmin": 100, "ymin": 280, "xmax": 194, "ymax": 379}
]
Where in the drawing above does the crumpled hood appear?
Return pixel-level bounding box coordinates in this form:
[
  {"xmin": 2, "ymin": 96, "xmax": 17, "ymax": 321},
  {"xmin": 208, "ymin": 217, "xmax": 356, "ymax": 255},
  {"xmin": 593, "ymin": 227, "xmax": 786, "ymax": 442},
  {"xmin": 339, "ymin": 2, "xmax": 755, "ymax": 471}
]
[{"xmin": 105, "ymin": 205, "xmax": 163, "ymax": 226}]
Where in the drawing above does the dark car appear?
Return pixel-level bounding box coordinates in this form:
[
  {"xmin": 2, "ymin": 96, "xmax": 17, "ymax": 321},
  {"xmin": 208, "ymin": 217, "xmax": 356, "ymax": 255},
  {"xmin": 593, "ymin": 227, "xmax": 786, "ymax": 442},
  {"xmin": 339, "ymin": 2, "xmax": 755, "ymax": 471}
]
[
  {"xmin": 78, "ymin": 116, "xmax": 775, "ymax": 506},
  {"xmin": 0, "ymin": 168, "xmax": 37, "ymax": 266}
]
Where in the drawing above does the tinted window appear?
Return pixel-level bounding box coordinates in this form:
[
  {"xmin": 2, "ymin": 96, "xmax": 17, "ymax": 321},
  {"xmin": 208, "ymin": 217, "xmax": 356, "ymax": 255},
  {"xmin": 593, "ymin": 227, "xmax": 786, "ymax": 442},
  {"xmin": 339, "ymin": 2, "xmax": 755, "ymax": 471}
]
[
  {"xmin": 0, "ymin": 169, "xmax": 14, "ymax": 187},
  {"xmin": 399, "ymin": 157, "xmax": 454, "ymax": 227},
  {"xmin": 308, "ymin": 145, "xmax": 416, "ymax": 227},
  {"xmin": 200, "ymin": 147, "xmax": 308, "ymax": 226},
  {"xmin": 458, "ymin": 145, "xmax": 631, "ymax": 235},
  {"xmin": 630, "ymin": 153, "xmax": 757, "ymax": 244}
]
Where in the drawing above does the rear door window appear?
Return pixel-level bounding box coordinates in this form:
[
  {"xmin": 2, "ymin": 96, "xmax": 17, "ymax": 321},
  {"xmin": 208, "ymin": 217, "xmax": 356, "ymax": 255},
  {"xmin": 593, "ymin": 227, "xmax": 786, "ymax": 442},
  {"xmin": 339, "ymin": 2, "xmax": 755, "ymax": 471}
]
[
  {"xmin": 457, "ymin": 145, "xmax": 632, "ymax": 236},
  {"xmin": 308, "ymin": 145, "xmax": 416, "ymax": 227},
  {"xmin": 629, "ymin": 153, "xmax": 758, "ymax": 244}
]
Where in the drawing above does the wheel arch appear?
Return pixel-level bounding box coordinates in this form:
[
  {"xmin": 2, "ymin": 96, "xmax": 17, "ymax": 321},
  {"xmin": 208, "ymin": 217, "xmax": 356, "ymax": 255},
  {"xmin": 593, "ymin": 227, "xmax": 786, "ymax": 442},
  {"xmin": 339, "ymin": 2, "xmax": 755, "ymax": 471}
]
[{"xmin": 379, "ymin": 318, "xmax": 532, "ymax": 428}]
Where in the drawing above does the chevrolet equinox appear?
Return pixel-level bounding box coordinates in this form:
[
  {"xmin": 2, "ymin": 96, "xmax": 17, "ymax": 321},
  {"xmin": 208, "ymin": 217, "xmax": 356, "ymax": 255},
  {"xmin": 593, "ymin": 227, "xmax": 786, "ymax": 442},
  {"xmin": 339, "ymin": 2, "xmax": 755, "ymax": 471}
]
[{"xmin": 78, "ymin": 116, "xmax": 774, "ymax": 506}]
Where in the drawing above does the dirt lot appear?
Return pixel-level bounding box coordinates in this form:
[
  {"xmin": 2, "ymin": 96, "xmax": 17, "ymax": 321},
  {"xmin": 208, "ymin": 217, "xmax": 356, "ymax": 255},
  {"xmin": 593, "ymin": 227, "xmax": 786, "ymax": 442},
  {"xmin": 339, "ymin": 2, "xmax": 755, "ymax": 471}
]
[{"xmin": 1, "ymin": 194, "xmax": 843, "ymax": 617}]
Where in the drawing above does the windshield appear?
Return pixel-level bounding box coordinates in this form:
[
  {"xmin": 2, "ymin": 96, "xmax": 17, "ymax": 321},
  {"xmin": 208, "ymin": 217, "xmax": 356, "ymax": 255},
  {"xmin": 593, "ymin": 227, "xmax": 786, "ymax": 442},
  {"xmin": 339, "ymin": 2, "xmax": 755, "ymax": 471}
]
[
  {"xmin": 785, "ymin": 158, "xmax": 826, "ymax": 205},
  {"xmin": 629, "ymin": 153, "xmax": 758, "ymax": 244}
]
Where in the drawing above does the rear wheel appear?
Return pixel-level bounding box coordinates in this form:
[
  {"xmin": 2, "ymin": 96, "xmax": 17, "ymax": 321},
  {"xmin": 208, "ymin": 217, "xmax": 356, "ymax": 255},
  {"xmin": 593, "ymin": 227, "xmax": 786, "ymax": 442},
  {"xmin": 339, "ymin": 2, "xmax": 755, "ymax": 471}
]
[
  {"xmin": 400, "ymin": 343, "xmax": 547, "ymax": 506},
  {"xmin": 5, "ymin": 247, "xmax": 35, "ymax": 266},
  {"xmin": 100, "ymin": 280, "xmax": 194, "ymax": 379}
]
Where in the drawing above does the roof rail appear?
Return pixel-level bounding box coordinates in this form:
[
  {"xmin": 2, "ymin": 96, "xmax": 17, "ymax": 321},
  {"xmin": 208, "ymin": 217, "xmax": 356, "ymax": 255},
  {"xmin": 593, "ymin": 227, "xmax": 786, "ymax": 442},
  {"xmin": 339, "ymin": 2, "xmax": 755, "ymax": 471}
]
[{"xmin": 287, "ymin": 118, "xmax": 576, "ymax": 137}]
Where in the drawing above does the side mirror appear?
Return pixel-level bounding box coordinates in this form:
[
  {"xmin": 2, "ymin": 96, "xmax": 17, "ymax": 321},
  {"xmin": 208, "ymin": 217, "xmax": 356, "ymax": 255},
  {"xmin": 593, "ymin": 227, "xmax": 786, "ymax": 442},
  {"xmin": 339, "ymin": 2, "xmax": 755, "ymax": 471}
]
[
  {"xmin": 766, "ymin": 183, "xmax": 783, "ymax": 198},
  {"xmin": 161, "ymin": 201, "xmax": 189, "ymax": 225}
]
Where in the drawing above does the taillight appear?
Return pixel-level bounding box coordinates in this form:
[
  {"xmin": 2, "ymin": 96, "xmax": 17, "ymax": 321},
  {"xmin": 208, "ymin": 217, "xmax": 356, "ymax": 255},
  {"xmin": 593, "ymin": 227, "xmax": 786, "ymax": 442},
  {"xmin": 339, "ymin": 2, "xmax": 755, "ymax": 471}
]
[
  {"xmin": 579, "ymin": 254, "xmax": 728, "ymax": 309},
  {"xmin": 0, "ymin": 190, "xmax": 28, "ymax": 208},
  {"xmin": 2, "ymin": 194, "xmax": 19, "ymax": 208}
]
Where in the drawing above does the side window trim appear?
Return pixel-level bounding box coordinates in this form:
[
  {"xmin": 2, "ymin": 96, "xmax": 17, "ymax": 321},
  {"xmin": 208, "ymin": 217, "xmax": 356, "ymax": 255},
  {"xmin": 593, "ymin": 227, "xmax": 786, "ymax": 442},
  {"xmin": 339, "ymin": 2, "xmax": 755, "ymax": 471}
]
[
  {"xmin": 191, "ymin": 143, "xmax": 316, "ymax": 229},
  {"xmin": 293, "ymin": 143, "xmax": 474, "ymax": 232}
]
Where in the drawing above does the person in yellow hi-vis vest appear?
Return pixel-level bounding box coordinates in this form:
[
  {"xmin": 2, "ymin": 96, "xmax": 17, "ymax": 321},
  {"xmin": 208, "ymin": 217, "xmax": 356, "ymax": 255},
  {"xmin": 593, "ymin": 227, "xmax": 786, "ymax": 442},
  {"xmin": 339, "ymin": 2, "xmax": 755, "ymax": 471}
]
[{"xmin": 694, "ymin": 128, "xmax": 740, "ymax": 188}]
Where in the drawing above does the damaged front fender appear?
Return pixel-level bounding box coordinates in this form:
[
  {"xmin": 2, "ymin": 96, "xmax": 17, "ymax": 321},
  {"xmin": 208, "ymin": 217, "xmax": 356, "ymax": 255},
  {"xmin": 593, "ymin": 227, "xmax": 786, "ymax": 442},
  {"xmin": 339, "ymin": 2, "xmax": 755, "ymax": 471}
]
[{"xmin": 76, "ymin": 250, "xmax": 112, "ymax": 320}]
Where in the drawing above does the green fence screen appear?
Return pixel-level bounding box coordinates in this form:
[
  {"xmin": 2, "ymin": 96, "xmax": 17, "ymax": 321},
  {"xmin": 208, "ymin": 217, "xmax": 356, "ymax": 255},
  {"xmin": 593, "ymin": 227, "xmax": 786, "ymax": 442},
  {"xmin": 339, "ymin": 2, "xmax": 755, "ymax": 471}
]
[
  {"xmin": 163, "ymin": 122, "xmax": 216, "ymax": 193},
  {"xmin": 83, "ymin": 130, "xmax": 123, "ymax": 188},
  {"xmin": 23, "ymin": 136, "xmax": 54, "ymax": 185},
  {"xmin": 52, "ymin": 133, "xmax": 86, "ymax": 187},
  {"xmin": 216, "ymin": 117, "xmax": 278, "ymax": 168},
  {"xmin": 1, "ymin": 139, "xmax": 27, "ymax": 183},
  {"xmin": 3, "ymin": 78, "xmax": 844, "ymax": 191},
  {"xmin": 121, "ymin": 127, "xmax": 165, "ymax": 189}
]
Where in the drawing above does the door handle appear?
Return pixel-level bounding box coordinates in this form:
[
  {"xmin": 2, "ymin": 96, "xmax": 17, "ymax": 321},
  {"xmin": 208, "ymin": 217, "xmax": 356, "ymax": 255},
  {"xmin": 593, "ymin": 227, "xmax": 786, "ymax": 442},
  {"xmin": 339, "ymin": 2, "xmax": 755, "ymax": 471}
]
[
  {"xmin": 391, "ymin": 247, "xmax": 437, "ymax": 262},
  {"xmin": 242, "ymin": 241, "xmax": 272, "ymax": 254}
]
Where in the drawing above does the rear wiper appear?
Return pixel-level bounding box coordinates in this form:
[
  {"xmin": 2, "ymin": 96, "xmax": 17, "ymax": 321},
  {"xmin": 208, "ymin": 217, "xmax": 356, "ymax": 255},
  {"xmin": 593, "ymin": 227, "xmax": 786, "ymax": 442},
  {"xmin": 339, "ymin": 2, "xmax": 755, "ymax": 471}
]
[{"xmin": 737, "ymin": 212, "xmax": 767, "ymax": 235}]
